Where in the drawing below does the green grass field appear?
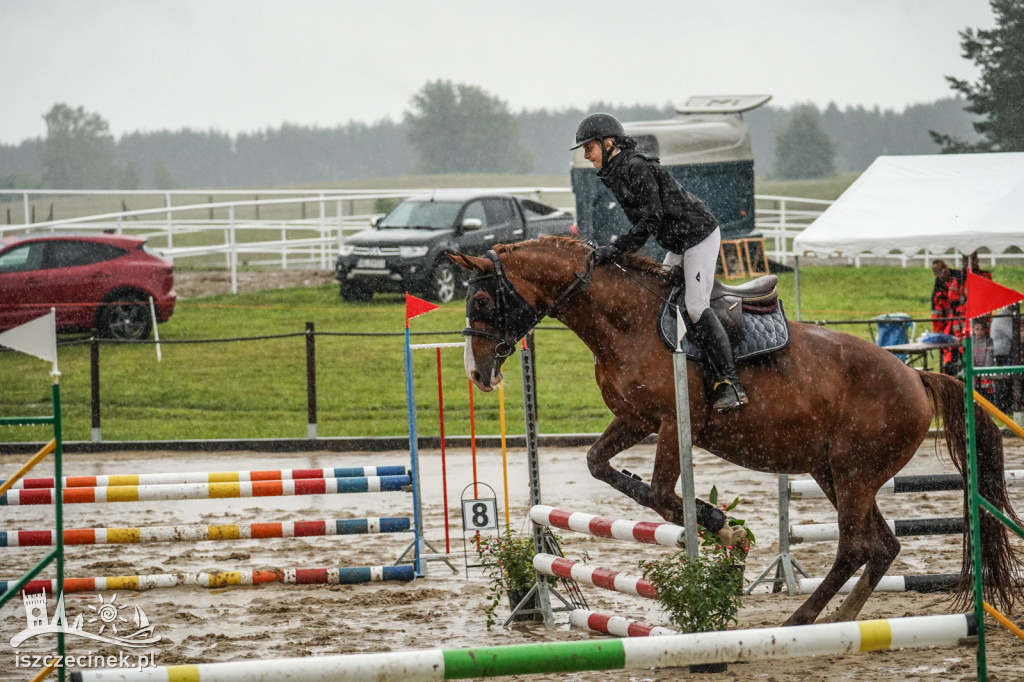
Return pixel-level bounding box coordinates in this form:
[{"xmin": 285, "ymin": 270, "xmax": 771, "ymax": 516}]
[{"xmin": 4, "ymin": 263, "xmax": 1022, "ymax": 444}]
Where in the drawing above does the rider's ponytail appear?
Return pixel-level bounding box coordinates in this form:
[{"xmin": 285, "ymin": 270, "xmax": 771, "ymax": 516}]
[{"xmin": 615, "ymin": 135, "xmax": 638, "ymax": 150}]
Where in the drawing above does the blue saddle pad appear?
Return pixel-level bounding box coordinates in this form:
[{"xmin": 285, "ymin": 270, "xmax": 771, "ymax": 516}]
[{"xmin": 658, "ymin": 300, "xmax": 791, "ymax": 363}]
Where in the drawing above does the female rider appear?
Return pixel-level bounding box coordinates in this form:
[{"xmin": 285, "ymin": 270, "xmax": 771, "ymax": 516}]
[{"xmin": 571, "ymin": 112, "xmax": 747, "ymax": 413}]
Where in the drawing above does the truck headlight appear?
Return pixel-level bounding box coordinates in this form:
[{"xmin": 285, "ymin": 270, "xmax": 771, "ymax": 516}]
[
  {"xmin": 399, "ymin": 246, "xmax": 429, "ymax": 258},
  {"xmin": 338, "ymin": 244, "xmax": 355, "ymax": 257}
]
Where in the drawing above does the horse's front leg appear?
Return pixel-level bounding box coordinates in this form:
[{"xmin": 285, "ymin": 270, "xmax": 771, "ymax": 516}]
[
  {"xmin": 652, "ymin": 421, "xmax": 727, "ymax": 533},
  {"xmin": 586, "ymin": 417, "xmax": 657, "ymax": 509}
]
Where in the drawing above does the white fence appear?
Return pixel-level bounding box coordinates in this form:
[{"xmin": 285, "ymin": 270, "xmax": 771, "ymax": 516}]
[
  {"xmin": 0, "ymin": 188, "xmax": 571, "ymax": 294},
  {"xmin": 754, "ymin": 195, "xmax": 833, "ymax": 265},
  {"xmin": 2, "ymin": 188, "xmax": 1020, "ymax": 295}
]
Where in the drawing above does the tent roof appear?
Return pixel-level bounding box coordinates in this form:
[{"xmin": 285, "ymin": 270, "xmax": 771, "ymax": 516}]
[{"xmin": 793, "ymin": 152, "xmax": 1024, "ymax": 257}]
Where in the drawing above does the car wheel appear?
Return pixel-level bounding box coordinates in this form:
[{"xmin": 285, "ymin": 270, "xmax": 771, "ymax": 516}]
[
  {"xmin": 340, "ymin": 282, "xmax": 373, "ymax": 302},
  {"xmin": 98, "ymin": 291, "xmax": 153, "ymax": 341},
  {"xmin": 427, "ymin": 262, "xmax": 456, "ymax": 303}
]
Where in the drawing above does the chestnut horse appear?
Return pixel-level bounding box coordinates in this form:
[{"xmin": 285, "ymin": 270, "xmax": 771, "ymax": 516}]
[{"xmin": 450, "ymin": 236, "xmax": 1021, "ymax": 626}]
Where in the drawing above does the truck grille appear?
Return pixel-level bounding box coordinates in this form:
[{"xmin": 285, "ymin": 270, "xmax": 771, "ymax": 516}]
[{"xmin": 351, "ymin": 246, "xmax": 401, "ymax": 256}]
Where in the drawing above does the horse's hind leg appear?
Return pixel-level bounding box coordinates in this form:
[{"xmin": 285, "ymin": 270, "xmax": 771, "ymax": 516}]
[
  {"xmin": 825, "ymin": 502, "xmax": 900, "ymax": 623},
  {"xmin": 783, "ymin": 468, "xmax": 883, "ymax": 626}
]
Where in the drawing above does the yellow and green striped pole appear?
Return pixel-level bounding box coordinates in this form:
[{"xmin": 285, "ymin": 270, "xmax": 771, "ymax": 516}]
[{"xmin": 71, "ymin": 613, "xmax": 976, "ymax": 681}]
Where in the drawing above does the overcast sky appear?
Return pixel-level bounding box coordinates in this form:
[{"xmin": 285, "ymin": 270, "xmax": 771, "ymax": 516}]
[{"xmin": 2, "ymin": 0, "xmax": 995, "ymax": 145}]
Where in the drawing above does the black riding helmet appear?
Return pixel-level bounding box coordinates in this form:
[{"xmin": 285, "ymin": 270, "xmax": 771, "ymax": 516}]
[
  {"xmin": 570, "ymin": 113, "xmax": 625, "ymax": 150},
  {"xmin": 571, "ymin": 113, "xmax": 625, "ymax": 168}
]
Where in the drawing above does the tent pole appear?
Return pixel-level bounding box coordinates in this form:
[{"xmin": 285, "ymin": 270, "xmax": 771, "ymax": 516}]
[{"xmin": 794, "ymin": 255, "xmax": 801, "ymax": 322}]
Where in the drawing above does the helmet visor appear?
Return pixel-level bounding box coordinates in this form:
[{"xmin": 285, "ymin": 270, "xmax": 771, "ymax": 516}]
[{"xmin": 570, "ymin": 136, "xmax": 597, "ymax": 151}]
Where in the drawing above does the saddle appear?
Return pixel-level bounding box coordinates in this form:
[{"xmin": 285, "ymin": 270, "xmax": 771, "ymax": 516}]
[{"xmin": 657, "ymin": 274, "xmax": 791, "ymax": 362}]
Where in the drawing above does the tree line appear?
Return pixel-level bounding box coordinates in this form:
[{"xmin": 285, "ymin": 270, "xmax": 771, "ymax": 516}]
[{"xmin": 0, "ymin": 96, "xmax": 983, "ymax": 191}]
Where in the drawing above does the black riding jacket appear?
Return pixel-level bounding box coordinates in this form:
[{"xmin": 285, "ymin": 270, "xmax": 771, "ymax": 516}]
[{"xmin": 597, "ymin": 148, "xmax": 719, "ymax": 255}]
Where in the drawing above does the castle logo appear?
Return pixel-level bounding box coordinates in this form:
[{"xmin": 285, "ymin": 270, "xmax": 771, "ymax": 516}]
[{"xmin": 10, "ymin": 589, "xmax": 161, "ymax": 648}]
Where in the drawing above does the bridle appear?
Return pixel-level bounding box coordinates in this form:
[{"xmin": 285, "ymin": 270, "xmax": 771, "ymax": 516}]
[{"xmin": 462, "ymin": 250, "xmax": 593, "ymax": 358}]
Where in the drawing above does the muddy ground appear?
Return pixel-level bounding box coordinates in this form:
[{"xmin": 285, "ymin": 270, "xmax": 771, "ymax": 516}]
[
  {"xmin": 2, "ymin": 439, "xmax": 1023, "ymax": 681},
  {"xmin": 173, "ymin": 268, "xmax": 337, "ymax": 299}
]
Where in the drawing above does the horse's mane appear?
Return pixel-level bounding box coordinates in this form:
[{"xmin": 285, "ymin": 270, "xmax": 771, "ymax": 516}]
[{"xmin": 497, "ymin": 236, "xmax": 668, "ymax": 279}]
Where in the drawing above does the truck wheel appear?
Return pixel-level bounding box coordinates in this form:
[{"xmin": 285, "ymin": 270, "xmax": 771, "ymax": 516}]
[
  {"xmin": 427, "ymin": 263, "xmax": 456, "ymax": 303},
  {"xmin": 340, "ymin": 282, "xmax": 373, "ymax": 302}
]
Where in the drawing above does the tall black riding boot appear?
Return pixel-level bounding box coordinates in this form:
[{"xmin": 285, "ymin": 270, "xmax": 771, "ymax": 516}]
[{"xmin": 690, "ymin": 308, "xmax": 749, "ymax": 413}]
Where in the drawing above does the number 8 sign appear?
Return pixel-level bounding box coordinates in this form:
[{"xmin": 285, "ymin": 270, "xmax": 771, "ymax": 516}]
[{"xmin": 461, "ymin": 498, "xmax": 498, "ymax": 531}]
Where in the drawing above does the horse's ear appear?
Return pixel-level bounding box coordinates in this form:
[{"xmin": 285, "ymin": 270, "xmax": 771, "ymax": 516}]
[{"xmin": 446, "ymin": 251, "xmax": 493, "ymax": 273}]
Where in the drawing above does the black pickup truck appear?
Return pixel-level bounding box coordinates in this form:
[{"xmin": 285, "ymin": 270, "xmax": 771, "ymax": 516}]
[{"xmin": 334, "ymin": 190, "xmax": 576, "ymax": 302}]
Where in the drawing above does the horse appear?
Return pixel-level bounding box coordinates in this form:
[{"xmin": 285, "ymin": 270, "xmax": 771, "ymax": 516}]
[{"xmin": 449, "ymin": 236, "xmax": 1022, "ymax": 626}]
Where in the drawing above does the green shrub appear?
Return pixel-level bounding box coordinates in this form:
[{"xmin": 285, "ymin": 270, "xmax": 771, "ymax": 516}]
[{"xmin": 640, "ymin": 487, "xmax": 752, "ymax": 633}]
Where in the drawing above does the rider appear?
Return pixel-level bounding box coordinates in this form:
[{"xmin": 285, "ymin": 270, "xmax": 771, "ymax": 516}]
[{"xmin": 571, "ymin": 112, "xmax": 748, "ymax": 413}]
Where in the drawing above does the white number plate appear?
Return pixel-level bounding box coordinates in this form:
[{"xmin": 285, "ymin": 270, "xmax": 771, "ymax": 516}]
[
  {"xmin": 462, "ymin": 498, "xmax": 499, "ymax": 531},
  {"xmin": 357, "ymin": 258, "xmax": 386, "ymax": 269}
]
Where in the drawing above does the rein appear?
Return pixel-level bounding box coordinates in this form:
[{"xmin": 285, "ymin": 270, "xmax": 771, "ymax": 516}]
[
  {"xmin": 462, "ymin": 250, "xmax": 594, "ymax": 358},
  {"xmin": 613, "ymin": 261, "xmax": 674, "ymax": 307}
]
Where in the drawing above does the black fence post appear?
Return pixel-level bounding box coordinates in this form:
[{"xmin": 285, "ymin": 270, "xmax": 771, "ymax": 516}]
[
  {"xmin": 306, "ymin": 321, "xmax": 317, "ymax": 439},
  {"xmin": 90, "ymin": 332, "xmax": 101, "ymax": 442}
]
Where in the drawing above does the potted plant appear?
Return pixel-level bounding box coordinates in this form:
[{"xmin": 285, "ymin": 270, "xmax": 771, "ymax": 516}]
[
  {"xmin": 476, "ymin": 528, "xmax": 544, "ymax": 629},
  {"xmin": 640, "ymin": 487, "xmax": 754, "ymax": 674}
]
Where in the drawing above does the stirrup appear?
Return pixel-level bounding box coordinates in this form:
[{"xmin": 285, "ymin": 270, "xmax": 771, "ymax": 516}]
[{"xmin": 712, "ymin": 380, "xmax": 748, "ymax": 413}]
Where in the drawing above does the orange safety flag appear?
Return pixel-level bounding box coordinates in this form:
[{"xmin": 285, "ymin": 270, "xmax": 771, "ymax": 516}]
[
  {"xmin": 405, "ymin": 293, "xmax": 440, "ymax": 324},
  {"xmin": 966, "ymin": 271, "xmax": 1024, "ymax": 320}
]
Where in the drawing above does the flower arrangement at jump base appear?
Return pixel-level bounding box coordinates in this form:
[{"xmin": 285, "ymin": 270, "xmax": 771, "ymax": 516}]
[
  {"xmin": 476, "ymin": 528, "xmax": 543, "ymax": 629},
  {"xmin": 640, "ymin": 486, "xmax": 754, "ymax": 635}
]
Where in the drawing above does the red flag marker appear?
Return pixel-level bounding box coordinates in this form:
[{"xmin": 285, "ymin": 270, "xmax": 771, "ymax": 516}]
[
  {"xmin": 966, "ymin": 272, "xmax": 1024, "ymax": 320},
  {"xmin": 405, "ymin": 293, "xmax": 439, "ymax": 325}
]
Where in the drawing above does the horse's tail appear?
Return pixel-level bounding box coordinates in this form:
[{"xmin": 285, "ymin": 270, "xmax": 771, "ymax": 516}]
[{"xmin": 921, "ymin": 370, "xmax": 1023, "ymax": 613}]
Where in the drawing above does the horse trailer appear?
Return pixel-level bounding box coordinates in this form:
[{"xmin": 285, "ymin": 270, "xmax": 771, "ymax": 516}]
[{"xmin": 570, "ymin": 94, "xmax": 771, "ymax": 260}]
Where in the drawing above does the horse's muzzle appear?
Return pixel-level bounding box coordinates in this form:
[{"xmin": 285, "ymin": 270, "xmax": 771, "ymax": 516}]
[{"xmin": 470, "ymin": 368, "xmax": 502, "ymax": 392}]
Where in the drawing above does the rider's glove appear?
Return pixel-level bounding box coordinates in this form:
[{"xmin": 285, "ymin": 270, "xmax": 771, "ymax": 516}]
[{"xmin": 592, "ymin": 245, "xmax": 617, "ymax": 265}]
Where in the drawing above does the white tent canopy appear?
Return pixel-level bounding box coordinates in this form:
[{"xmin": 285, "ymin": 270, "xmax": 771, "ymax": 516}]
[{"xmin": 793, "ymin": 152, "xmax": 1024, "ymax": 258}]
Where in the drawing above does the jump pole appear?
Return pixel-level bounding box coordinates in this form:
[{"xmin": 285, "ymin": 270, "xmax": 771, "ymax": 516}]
[
  {"xmin": 1, "ymin": 517, "xmax": 412, "ymax": 548},
  {"xmin": 2, "ymin": 465, "xmax": 410, "ymax": 490},
  {"xmin": 407, "ymin": 341, "xmax": 469, "ymax": 565},
  {"xmin": 436, "ymin": 347, "xmax": 450, "ymax": 553},
  {"xmin": 403, "ymin": 294, "xmax": 438, "ymax": 578},
  {"xmin": 499, "ymin": 383, "xmax": 510, "ymax": 529},
  {"xmin": 672, "ymin": 308, "xmax": 699, "ymax": 558},
  {"xmin": 0, "ymin": 476, "xmax": 411, "ymax": 506},
  {"xmin": 69, "ymin": 613, "xmax": 978, "ymax": 681},
  {"xmin": 788, "ymin": 470, "xmax": 1023, "ymax": 499},
  {"xmin": 401, "ymin": 294, "xmax": 460, "ymax": 576},
  {"xmin": 530, "ymin": 505, "xmax": 686, "ymax": 548},
  {"xmin": 468, "ymin": 380, "xmax": 478, "ymax": 499},
  {"xmin": 569, "ymin": 609, "xmax": 677, "ymax": 637},
  {"xmin": 518, "ymin": 332, "xmax": 560, "ymax": 627},
  {"xmin": 7, "ymin": 564, "xmax": 415, "ymax": 596}
]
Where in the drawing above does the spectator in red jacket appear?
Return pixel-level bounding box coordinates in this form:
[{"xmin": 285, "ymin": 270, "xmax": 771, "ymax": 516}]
[{"xmin": 930, "ymin": 259, "xmax": 965, "ymax": 375}]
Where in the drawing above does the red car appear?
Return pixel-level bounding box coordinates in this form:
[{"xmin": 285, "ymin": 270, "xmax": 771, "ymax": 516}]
[{"xmin": 0, "ymin": 232, "xmax": 176, "ymax": 340}]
